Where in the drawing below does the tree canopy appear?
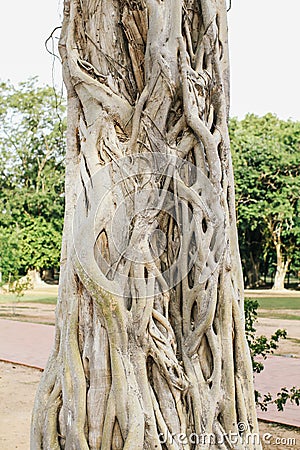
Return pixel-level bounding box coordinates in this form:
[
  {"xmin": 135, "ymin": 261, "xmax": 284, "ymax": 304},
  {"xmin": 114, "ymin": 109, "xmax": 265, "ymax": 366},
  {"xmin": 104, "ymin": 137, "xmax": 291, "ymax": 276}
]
[
  {"xmin": 230, "ymin": 113, "xmax": 300, "ymax": 289},
  {"xmin": 0, "ymin": 79, "xmax": 66, "ymax": 282},
  {"xmin": 1, "ymin": 83, "xmax": 299, "ymax": 291}
]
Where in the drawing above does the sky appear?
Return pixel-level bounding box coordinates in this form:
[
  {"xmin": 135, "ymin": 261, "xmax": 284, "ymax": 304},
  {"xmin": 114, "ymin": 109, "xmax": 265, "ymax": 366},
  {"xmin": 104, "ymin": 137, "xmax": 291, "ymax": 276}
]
[{"xmin": 1, "ymin": 0, "xmax": 300, "ymax": 120}]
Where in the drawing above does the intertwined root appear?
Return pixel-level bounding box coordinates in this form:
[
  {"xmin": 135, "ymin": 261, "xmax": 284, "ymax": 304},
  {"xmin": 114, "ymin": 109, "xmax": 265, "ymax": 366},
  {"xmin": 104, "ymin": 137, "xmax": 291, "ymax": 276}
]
[{"xmin": 31, "ymin": 1, "xmax": 260, "ymax": 449}]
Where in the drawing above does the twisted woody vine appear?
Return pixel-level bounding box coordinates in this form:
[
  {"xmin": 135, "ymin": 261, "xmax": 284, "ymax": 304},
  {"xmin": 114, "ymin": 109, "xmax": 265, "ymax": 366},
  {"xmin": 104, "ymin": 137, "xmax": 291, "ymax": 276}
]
[{"xmin": 31, "ymin": 1, "xmax": 261, "ymax": 449}]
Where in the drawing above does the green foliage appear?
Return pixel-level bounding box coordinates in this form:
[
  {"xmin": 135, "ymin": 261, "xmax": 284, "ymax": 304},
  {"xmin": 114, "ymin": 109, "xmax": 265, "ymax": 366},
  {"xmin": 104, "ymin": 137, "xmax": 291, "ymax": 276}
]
[
  {"xmin": 8, "ymin": 276, "xmax": 32, "ymax": 298},
  {"xmin": 230, "ymin": 114, "xmax": 300, "ymax": 286},
  {"xmin": 255, "ymin": 385, "xmax": 300, "ymax": 413},
  {"xmin": 245, "ymin": 299, "xmax": 287, "ymax": 374},
  {"xmin": 5, "ymin": 275, "xmax": 33, "ymax": 316},
  {"xmin": 244, "ymin": 298, "xmax": 299, "ymax": 412},
  {"xmin": 274, "ymin": 386, "xmax": 300, "ymax": 412},
  {"xmin": 230, "ymin": 114, "xmax": 300, "ymax": 228},
  {"xmin": 0, "ymin": 79, "xmax": 66, "ymax": 281},
  {"xmin": 0, "ymin": 226, "xmax": 23, "ymax": 281},
  {"xmin": 18, "ymin": 217, "xmax": 63, "ymax": 271}
]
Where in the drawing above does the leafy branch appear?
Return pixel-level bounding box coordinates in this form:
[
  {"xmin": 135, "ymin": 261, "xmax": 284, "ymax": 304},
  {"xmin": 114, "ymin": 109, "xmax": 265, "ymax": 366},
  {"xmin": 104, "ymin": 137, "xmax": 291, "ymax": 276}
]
[{"xmin": 245, "ymin": 298, "xmax": 299, "ymax": 411}]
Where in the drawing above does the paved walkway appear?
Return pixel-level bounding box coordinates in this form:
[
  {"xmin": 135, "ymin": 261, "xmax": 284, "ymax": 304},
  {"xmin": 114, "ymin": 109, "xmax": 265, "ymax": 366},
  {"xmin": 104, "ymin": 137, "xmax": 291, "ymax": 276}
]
[
  {"xmin": 0, "ymin": 319, "xmax": 299, "ymax": 427},
  {"xmin": 0, "ymin": 319, "xmax": 55, "ymax": 369},
  {"xmin": 254, "ymin": 355, "xmax": 300, "ymax": 427}
]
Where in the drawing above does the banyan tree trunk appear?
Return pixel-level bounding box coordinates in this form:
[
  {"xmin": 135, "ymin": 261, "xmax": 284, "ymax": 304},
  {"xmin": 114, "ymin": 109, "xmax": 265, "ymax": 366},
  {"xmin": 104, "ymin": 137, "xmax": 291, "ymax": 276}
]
[{"xmin": 31, "ymin": 1, "xmax": 261, "ymax": 449}]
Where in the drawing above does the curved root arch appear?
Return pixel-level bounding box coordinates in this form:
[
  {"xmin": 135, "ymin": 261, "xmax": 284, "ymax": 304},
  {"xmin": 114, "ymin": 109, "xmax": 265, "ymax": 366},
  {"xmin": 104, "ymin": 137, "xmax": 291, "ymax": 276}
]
[{"xmin": 31, "ymin": 1, "xmax": 260, "ymax": 449}]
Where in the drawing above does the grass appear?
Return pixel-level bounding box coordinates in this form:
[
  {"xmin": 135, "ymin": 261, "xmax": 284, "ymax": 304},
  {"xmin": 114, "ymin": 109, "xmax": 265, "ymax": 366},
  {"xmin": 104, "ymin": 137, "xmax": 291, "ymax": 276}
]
[
  {"xmin": 245, "ymin": 296, "xmax": 300, "ymax": 321},
  {"xmin": 0, "ymin": 294, "xmax": 298, "ymax": 309},
  {"xmin": 245, "ymin": 297, "xmax": 300, "ymax": 310}
]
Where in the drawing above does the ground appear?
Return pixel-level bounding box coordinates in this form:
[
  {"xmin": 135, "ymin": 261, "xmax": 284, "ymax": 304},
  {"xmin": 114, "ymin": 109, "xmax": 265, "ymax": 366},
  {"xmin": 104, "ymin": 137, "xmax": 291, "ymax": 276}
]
[
  {"xmin": 0, "ymin": 362, "xmax": 41, "ymax": 450},
  {"xmin": 0, "ymin": 302, "xmax": 56, "ymax": 325},
  {"xmin": 0, "ymin": 287, "xmax": 299, "ymax": 449},
  {"xmin": 0, "ymin": 306, "xmax": 299, "ymax": 357},
  {"xmin": 0, "ymin": 361, "xmax": 299, "ymax": 450},
  {"xmin": 258, "ymin": 421, "xmax": 300, "ymax": 449}
]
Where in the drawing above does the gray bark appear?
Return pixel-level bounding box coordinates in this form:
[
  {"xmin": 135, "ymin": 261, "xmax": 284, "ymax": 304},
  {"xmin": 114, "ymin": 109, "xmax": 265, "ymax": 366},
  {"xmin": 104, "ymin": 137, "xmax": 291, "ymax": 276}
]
[
  {"xmin": 31, "ymin": 1, "xmax": 260, "ymax": 449},
  {"xmin": 271, "ymin": 224, "xmax": 290, "ymax": 290},
  {"xmin": 273, "ymin": 243, "xmax": 290, "ymax": 291}
]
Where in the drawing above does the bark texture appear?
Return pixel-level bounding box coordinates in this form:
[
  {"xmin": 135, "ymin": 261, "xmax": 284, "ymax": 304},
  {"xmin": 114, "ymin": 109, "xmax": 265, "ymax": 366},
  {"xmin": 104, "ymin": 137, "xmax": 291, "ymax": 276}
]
[
  {"xmin": 272, "ymin": 224, "xmax": 290, "ymax": 290},
  {"xmin": 31, "ymin": 1, "xmax": 260, "ymax": 449}
]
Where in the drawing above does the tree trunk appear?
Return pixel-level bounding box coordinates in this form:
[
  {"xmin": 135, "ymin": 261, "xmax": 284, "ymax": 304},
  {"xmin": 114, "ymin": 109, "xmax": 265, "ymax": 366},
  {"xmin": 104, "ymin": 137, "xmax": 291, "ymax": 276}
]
[
  {"xmin": 272, "ymin": 226, "xmax": 290, "ymax": 291},
  {"xmin": 31, "ymin": 1, "xmax": 260, "ymax": 449},
  {"xmin": 245, "ymin": 251, "xmax": 261, "ymax": 288},
  {"xmin": 273, "ymin": 243, "xmax": 290, "ymax": 291},
  {"xmin": 27, "ymin": 269, "xmax": 48, "ymax": 289}
]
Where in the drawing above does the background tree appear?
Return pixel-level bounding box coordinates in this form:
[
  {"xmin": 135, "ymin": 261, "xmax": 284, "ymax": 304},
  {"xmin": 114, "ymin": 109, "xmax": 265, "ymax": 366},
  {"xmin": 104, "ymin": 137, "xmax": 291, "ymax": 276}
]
[
  {"xmin": 32, "ymin": 1, "xmax": 260, "ymax": 449},
  {"xmin": 230, "ymin": 114, "xmax": 300, "ymax": 290},
  {"xmin": 0, "ymin": 79, "xmax": 66, "ymax": 283}
]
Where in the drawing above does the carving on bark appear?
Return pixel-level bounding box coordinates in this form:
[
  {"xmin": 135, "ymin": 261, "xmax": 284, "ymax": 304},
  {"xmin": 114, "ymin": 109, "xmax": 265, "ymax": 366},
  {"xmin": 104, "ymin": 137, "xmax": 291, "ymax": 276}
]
[{"xmin": 31, "ymin": 1, "xmax": 261, "ymax": 449}]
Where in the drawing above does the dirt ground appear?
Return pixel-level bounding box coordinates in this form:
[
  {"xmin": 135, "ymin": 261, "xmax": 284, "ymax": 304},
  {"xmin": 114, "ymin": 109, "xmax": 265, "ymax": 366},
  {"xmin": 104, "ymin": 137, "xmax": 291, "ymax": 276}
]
[
  {"xmin": 0, "ymin": 362, "xmax": 41, "ymax": 449},
  {"xmin": 0, "ymin": 289, "xmax": 299, "ymax": 448},
  {"xmin": 256, "ymin": 315, "xmax": 300, "ymax": 358},
  {"xmin": 0, "ymin": 361, "xmax": 299, "ymax": 450},
  {"xmin": 259, "ymin": 421, "xmax": 300, "ymax": 449},
  {"xmin": 0, "ymin": 302, "xmax": 56, "ymax": 325}
]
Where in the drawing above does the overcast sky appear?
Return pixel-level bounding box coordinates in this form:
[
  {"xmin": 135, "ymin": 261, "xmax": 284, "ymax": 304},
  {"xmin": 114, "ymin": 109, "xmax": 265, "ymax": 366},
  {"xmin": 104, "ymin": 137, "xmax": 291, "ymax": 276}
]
[{"xmin": 1, "ymin": 1, "xmax": 300, "ymax": 120}]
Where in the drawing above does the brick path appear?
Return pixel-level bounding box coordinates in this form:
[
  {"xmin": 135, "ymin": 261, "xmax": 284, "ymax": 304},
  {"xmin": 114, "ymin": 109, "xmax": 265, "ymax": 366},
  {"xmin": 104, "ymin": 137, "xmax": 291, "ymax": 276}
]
[
  {"xmin": 0, "ymin": 319, "xmax": 55, "ymax": 369},
  {"xmin": 254, "ymin": 355, "xmax": 300, "ymax": 427},
  {"xmin": 0, "ymin": 319, "xmax": 299, "ymax": 427}
]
